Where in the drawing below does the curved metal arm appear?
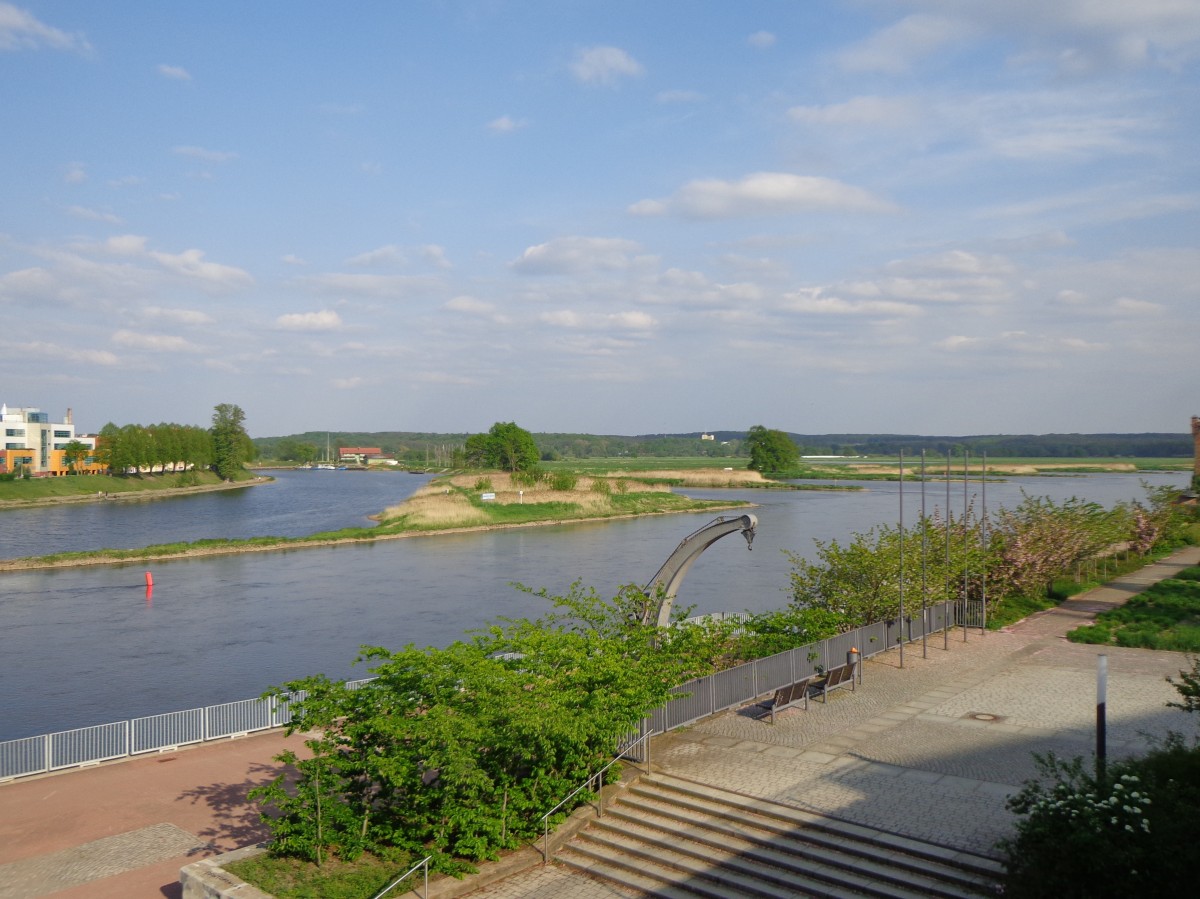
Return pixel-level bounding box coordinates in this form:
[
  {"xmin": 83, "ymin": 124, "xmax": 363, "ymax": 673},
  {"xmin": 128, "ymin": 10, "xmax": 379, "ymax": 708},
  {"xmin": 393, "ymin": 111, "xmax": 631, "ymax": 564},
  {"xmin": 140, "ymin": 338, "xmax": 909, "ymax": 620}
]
[{"xmin": 645, "ymin": 513, "xmax": 757, "ymax": 628}]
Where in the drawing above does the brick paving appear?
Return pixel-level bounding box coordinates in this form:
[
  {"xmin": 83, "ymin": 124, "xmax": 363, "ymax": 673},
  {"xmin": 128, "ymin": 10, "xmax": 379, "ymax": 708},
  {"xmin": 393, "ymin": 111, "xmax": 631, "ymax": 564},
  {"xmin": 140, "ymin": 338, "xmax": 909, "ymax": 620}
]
[{"xmin": 1, "ymin": 547, "xmax": 1197, "ymax": 897}]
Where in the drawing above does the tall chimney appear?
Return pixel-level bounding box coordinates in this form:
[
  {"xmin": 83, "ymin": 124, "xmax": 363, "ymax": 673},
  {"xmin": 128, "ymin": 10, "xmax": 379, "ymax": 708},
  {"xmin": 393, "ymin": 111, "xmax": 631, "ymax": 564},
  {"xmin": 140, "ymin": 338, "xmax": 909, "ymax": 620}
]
[
  {"xmin": 65, "ymin": 407, "xmax": 73, "ymax": 425},
  {"xmin": 1192, "ymin": 416, "xmax": 1200, "ymax": 493}
]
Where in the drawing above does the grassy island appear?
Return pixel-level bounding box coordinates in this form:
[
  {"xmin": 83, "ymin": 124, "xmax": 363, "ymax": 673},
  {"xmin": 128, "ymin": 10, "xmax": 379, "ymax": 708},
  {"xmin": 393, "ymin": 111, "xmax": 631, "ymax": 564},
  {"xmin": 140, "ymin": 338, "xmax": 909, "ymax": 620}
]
[{"xmin": 0, "ymin": 468, "xmax": 760, "ymax": 571}]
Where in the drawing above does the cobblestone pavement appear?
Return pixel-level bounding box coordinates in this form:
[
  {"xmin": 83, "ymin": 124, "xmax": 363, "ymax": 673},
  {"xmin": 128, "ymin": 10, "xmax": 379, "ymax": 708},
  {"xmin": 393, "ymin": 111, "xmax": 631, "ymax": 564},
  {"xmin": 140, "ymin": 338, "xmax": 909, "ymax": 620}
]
[
  {"xmin": 464, "ymin": 864, "xmax": 640, "ymax": 898},
  {"xmin": 0, "ymin": 824, "xmax": 205, "ymax": 899}
]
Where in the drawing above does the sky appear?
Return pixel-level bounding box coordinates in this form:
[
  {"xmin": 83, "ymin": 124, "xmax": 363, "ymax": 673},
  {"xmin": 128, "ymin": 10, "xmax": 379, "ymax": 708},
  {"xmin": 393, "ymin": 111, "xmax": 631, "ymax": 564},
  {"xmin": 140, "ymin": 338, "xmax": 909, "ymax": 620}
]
[{"xmin": 1, "ymin": 2, "xmax": 1198, "ymax": 439}]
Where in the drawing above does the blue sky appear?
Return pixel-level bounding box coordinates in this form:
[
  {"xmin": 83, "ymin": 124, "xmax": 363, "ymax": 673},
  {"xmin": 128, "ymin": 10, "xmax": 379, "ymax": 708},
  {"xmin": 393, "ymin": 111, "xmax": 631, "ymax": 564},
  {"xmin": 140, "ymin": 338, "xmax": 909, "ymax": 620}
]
[{"xmin": 2, "ymin": 2, "xmax": 1197, "ymax": 439}]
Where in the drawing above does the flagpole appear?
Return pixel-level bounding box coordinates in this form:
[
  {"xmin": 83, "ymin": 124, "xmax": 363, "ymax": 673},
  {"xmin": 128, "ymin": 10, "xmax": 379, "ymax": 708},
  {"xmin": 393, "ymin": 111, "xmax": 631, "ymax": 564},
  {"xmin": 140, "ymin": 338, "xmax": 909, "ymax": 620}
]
[
  {"xmin": 944, "ymin": 451, "xmax": 951, "ymax": 651},
  {"xmin": 921, "ymin": 449, "xmax": 928, "ymax": 659},
  {"xmin": 899, "ymin": 448, "xmax": 905, "ymax": 669}
]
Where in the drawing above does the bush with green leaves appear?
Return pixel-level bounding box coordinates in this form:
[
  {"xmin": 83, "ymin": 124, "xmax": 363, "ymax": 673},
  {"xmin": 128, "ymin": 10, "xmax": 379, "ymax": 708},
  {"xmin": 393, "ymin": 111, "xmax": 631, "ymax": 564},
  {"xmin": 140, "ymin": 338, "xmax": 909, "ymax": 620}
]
[
  {"xmin": 1000, "ymin": 737, "xmax": 1200, "ymax": 896},
  {"xmin": 249, "ymin": 582, "xmax": 725, "ymax": 874}
]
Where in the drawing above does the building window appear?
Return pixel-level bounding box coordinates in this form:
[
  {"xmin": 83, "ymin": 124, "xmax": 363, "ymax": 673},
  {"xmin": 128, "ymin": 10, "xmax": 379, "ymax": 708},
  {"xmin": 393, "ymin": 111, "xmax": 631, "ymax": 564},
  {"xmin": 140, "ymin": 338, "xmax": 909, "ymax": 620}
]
[
  {"xmin": 5, "ymin": 429, "xmax": 24, "ymax": 437},
  {"xmin": 54, "ymin": 430, "xmax": 71, "ymax": 438}
]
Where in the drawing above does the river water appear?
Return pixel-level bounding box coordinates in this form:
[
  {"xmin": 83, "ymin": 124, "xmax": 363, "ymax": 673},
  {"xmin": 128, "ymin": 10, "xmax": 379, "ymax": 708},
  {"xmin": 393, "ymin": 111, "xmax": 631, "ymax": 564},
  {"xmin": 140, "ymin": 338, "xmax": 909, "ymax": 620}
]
[{"xmin": 0, "ymin": 468, "xmax": 1188, "ymax": 741}]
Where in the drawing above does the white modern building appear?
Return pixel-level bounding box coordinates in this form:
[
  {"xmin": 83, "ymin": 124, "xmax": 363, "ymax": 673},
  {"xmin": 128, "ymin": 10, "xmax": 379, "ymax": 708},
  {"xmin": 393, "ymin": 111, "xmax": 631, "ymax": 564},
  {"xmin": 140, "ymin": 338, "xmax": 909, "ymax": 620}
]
[{"xmin": 1, "ymin": 404, "xmax": 100, "ymax": 476}]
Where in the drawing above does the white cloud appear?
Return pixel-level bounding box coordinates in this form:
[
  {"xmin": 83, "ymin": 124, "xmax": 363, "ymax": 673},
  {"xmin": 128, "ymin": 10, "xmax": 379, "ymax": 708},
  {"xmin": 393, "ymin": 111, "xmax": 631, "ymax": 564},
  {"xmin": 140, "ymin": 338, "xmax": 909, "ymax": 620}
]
[
  {"xmin": 299, "ymin": 272, "xmax": 442, "ymax": 298},
  {"xmin": 539, "ymin": 309, "xmax": 657, "ymax": 332},
  {"xmin": 629, "ymin": 173, "xmax": 896, "ymax": 219},
  {"xmin": 839, "ymin": 14, "xmax": 974, "ymax": 74},
  {"xmin": 148, "ymin": 248, "xmax": 253, "ymax": 288},
  {"xmin": 0, "ymin": 266, "xmax": 56, "ymax": 302},
  {"xmin": 781, "ymin": 290, "xmax": 922, "ymax": 318},
  {"xmin": 67, "ymin": 205, "xmax": 122, "ymax": 224},
  {"xmin": 444, "ymin": 295, "xmax": 494, "ymax": 315},
  {"xmin": 347, "ymin": 245, "xmax": 406, "ymax": 267},
  {"xmin": 0, "ymin": 2, "xmax": 91, "ymax": 53},
  {"xmin": 487, "ymin": 115, "xmax": 528, "ymax": 133},
  {"xmin": 843, "ymin": 2, "xmax": 1200, "ymax": 75},
  {"xmin": 570, "ymin": 46, "xmax": 644, "ymax": 86},
  {"xmin": 511, "ymin": 237, "xmax": 643, "ymax": 275},
  {"xmin": 275, "ymin": 310, "xmax": 343, "ymax": 331},
  {"xmin": 104, "ymin": 234, "xmax": 148, "ymax": 255},
  {"xmin": 112, "ymin": 329, "xmax": 200, "ymax": 353},
  {"xmin": 64, "ymin": 162, "xmax": 86, "ymax": 184},
  {"xmin": 789, "ymin": 95, "xmax": 919, "ymax": 127},
  {"xmin": 281, "ymin": 254, "xmax": 308, "ymax": 266},
  {"xmin": 1112, "ymin": 297, "xmax": 1163, "ymax": 316},
  {"xmin": 144, "ymin": 306, "xmax": 214, "ymax": 325},
  {"xmin": 157, "ymin": 63, "xmax": 191, "ymax": 81},
  {"xmin": 333, "ymin": 376, "xmax": 367, "ymax": 389},
  {"xmin": 747, "ymin": 31, "xmax": 776, "ymax": 49},
  {"xmin": 6, "ymin": 339, "xmax": 119, "ymax": 366},
  {"xmin": 420, "ymin": 244, "xmax": 451, "ymax": 269},
  {"xmin": 172, "ymin": 145, "xmax": 237, "ymax": 163}
]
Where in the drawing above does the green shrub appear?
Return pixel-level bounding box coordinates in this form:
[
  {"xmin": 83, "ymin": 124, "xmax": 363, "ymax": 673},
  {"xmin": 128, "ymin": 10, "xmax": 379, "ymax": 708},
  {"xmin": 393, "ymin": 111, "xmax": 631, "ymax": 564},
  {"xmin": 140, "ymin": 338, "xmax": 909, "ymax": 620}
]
[
  {"xmin": 589, "ymin": 477, "xmax": 611, "ymax": 495},
  {"xmin": 548, "ymin": 472, "xmax": 578, "ymax": 491},
  {"xmin": 999, "ymin": 737, "xmax": 1200, "ymax": 896},
  {"xmin": 473, "ymin": 477, "xmax": 492, "ymax": 491},
  {"xmin": 510, "ymin": 468, "xmax": 544, "ymax": 488}
]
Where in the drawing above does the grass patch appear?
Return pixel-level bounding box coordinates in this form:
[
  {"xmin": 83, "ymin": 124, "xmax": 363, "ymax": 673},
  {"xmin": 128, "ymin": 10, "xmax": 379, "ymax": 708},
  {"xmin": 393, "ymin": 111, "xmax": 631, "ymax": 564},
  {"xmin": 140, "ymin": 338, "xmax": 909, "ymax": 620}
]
[
  {"xmin": 226, "ymin": 850, "xmax": 411, "ymax": 899},
  {"xmin": 1067, "ymin": 566, "xmax": 1200, "ymax": 651},
  {"xmin": 0, "ymin": 469, "xmax": 253, "ymax": 504}
]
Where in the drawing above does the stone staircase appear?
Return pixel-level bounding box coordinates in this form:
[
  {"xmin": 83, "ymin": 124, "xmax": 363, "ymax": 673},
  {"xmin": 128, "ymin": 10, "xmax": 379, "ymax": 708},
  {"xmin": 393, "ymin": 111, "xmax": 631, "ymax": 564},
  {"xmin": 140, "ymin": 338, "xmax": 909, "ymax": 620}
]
[{"xmin": 555, "ymin": 773, "xmax": 1004, "ymax": 898}]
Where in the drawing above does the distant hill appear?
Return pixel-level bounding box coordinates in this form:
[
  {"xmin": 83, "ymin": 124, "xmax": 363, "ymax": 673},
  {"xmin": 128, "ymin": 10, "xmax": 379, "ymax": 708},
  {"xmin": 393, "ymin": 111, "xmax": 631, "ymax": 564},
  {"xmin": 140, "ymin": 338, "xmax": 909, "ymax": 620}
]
[{"xmin": 253, "ymin": 429, "xmax": 1191, "ymax": 464}]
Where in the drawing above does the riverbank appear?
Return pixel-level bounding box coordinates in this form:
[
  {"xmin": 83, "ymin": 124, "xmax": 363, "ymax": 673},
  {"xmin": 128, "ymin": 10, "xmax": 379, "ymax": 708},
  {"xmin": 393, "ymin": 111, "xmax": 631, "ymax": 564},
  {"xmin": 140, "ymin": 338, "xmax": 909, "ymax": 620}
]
[
  {"xmin": 0, "ymin": 472, "xmax": 267, "ymax": 508},
  {"xmin": 0, "ymin": 469, "xmax": 756, "ymax": 572}
]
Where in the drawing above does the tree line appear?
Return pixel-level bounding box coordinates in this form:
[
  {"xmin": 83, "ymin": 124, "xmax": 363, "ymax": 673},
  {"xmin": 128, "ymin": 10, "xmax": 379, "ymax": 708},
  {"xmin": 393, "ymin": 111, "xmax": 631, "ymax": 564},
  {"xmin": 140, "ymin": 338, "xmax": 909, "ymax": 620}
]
[
  {"xmin": 254, "ymin": 428, "xmax": 1193, "ymax": 463},
  {"xmin": 92, "ymin": 403, "xmax": 254, "ymax": 480}
]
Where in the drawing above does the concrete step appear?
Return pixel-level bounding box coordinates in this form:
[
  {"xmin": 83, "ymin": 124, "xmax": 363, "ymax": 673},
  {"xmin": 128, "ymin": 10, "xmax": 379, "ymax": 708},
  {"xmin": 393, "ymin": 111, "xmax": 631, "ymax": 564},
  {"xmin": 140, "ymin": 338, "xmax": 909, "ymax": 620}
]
[
  {"xmin": 645, "ymin": 773, "xmax": 1004, "ymax": 883},
  {"xmin": 573, "ymin": 825, "xmax": 877, "ymax": 898},
  {"xmin": 558, "ymin": 836, "xmax": 827, "ymax": 898},
  {"xmin": 555, "ymin": 773, "xmax": 1002, "ymax": 899},
  {"xmin": 596, "ymin": 808, "xmax": 963, "ymax": 899}
]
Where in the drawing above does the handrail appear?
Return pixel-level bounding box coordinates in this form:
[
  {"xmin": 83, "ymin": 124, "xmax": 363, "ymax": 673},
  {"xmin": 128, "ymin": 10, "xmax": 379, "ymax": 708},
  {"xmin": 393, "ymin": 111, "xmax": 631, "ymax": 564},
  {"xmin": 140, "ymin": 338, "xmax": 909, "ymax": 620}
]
[
  {"xmin": 538, "ymin": 728, "xmax": 656, "ymax": 864},
  {"xmin": 372, "ymin": 854, "xmax": 432, "ymax": 899}
]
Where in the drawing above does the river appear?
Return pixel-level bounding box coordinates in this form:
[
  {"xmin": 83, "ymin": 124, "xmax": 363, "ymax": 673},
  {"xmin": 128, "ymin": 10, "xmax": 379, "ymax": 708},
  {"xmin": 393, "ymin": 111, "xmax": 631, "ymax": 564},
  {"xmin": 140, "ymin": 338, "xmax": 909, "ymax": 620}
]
[{"xmin": 0, "ymin": 468, "xmax": 1188, "ymax": 741}]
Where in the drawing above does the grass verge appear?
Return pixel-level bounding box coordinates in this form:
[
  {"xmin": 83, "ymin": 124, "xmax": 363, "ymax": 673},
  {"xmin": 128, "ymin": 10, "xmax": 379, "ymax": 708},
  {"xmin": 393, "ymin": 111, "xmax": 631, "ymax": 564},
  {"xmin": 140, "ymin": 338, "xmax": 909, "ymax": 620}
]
[
  {"xmin": 225, "ymin": 850, "xmax": 413, "ymax": 899},
  {"xmin": 1067, "ymin": 565, "xmax": 1200, "ymax": 651}
]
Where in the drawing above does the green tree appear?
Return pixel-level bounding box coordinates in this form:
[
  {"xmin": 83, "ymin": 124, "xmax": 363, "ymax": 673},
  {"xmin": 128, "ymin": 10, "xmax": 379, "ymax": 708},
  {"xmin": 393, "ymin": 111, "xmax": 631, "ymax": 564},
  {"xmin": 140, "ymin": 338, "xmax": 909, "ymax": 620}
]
[
  {"xmin": 475, "ymin": 421, "xmax": 539, "ymax": 472},
  {"xmin": 210, "ymin": 403, "xmax": 252, "ymax": 479},
  {"xmin": 60, "ymin": 440, "xmax": 91, "ymax": 474},
  {"xmin": 746, "ymin": 425, "xmax": 800, "ymax": 473}
]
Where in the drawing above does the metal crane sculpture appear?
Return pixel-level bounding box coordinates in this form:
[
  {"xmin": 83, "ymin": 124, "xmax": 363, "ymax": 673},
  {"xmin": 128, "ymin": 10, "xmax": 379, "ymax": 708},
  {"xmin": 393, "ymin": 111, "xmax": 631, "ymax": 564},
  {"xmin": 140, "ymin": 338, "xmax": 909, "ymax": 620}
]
[{"xmin": 643, "ymin": 513, "xmax": 758, "ymax": 628}]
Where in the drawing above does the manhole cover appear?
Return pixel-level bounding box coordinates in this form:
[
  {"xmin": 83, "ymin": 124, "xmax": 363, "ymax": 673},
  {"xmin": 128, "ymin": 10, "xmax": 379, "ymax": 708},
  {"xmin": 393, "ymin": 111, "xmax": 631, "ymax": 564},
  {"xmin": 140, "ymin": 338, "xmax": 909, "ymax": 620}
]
[{"xmin": 964, "ymin": 712, "xmax": 1005, "ymax": 722}]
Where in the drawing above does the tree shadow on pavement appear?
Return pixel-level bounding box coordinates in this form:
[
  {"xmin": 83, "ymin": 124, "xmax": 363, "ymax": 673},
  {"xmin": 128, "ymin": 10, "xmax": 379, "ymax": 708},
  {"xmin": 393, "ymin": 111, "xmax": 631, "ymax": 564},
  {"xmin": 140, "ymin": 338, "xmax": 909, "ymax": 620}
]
[{"xmin": 175, "ymin": 761, "xmax": 288, "ymax": 853}]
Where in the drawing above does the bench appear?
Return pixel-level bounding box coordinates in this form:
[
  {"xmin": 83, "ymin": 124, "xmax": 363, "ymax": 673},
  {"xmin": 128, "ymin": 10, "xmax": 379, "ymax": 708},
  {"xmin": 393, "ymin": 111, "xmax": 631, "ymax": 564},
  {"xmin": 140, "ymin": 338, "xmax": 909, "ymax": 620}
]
[
  {"xmin": 810, "ymin": 662, "xmax": 856, "ymax": 703},
  {"xmin": 758, "ymin": 675, "xmax": 819, "ymax": 723}
]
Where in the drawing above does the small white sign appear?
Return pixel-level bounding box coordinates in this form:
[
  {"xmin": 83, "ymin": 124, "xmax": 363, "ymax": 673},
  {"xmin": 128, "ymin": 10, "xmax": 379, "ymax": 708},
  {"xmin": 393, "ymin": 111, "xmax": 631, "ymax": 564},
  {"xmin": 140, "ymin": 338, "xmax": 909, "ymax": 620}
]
[{"xmin": 481, "ymin": 492, "xmax": 496, "ymax": 501}]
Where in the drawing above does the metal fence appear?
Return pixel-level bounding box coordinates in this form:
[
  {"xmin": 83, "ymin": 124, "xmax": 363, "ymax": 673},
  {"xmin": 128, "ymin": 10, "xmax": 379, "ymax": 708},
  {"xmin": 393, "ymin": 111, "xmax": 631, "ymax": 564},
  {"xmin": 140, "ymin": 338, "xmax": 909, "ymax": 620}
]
[
  {"xmin": 647, "ymin": 602, "xmax": 961, "ymax": 734},
  {"xmin": 0, "ymin": 602, "xmax": 967, "ymax": 782}
]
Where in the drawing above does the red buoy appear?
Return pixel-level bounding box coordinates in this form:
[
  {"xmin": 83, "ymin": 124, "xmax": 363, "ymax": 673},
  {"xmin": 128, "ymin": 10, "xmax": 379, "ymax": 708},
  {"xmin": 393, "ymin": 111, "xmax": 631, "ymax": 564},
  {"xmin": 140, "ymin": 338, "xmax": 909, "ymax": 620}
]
[{"xmin": 145, "ymin": 571, "xmax": 154, "ymax": 587}]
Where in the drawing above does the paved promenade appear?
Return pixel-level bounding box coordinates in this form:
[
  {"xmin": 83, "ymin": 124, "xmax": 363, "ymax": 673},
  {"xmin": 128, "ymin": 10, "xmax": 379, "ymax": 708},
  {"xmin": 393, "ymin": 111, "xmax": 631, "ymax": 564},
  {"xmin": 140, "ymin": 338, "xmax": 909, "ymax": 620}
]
[{"xmin": 2, "ymin": 546, "xmax": 1198, "ymax": 898}]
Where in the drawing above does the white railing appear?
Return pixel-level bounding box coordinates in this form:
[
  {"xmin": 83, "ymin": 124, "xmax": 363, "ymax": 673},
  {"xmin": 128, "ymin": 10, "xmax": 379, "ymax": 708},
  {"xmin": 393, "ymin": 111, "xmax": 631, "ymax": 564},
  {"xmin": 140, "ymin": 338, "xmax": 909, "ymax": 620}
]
[
  {"xmin": 1, "ymin": 601, "xmax": 964, "ymax": 783},
  {"xmin": 0, "ymin": 694, "xmax": 294, "ymax": 782}
]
